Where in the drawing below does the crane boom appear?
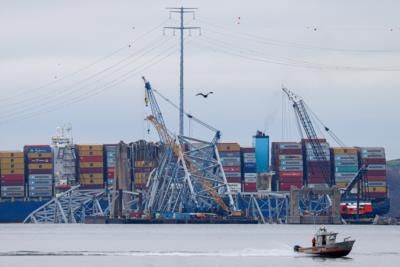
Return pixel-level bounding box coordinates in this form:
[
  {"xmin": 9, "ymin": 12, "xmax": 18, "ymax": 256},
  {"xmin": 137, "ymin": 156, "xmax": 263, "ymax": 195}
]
[{"xmin": 282, "ymin": 87, "xmax": 331, "ymax": 186}]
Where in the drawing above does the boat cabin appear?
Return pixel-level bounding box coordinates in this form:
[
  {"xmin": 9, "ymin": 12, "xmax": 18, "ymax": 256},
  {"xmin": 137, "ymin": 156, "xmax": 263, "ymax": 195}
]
[{"xmin": 315, "ymin": 227, "xmax": 338, "ymax": 246}]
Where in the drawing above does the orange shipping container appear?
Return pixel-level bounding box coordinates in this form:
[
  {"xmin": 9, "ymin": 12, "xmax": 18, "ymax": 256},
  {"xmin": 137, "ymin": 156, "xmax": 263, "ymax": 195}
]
[
  {"xmin": 1, "ymin": 163, "xmax": 24, "ymax": 169},
  {"xmin": 0, "ymin": 152, "xmax": 24, "ymax": 158},
  {"xmin": 79, "ymin": 150, "xmax": 103, "ymax": 157},
  {"xmin": 28, "ymin": 163, "xmax": 53, "ymax": 170},
  {"xmin": 217, "ymin": 143, "xmax": 241, "ymax": 152},
  {"xmin": 27, "ymin": 153, "xmax": 52, "ymax": 159},
  {"xmin": 80, "ymin": 177, "xmax": 104, "ymax": 185},
  {"xmin": 76, "ymin": 145, "xmax": 103, "ymax": 152},
  {"xmin": 1, "ymin": 169, "xmax": 24, "ymax": 175},
  {"xmin": 80, "ymin": 174, "xmax": 103, "ymax": 180},
  {"xmin": 0, "ymin": 158, "xmax": 24, "ymax": 164},
  {"xmin": 80, "ymin": 162, "xmax": 104, "ymax": 168},
  {"xmin": 368, "ymin": 186, "xmax": 387, "ymax": 193},
  {"xmin": 331, "ymin": 147, "xmax": 358, "ymax": 154}
]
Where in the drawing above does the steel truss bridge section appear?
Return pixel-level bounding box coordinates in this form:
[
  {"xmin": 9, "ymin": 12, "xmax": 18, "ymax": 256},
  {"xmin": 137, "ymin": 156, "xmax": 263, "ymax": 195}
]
[
  {"xmin": 23, "ymin": 186, "xmax": 108, "ymax": 224},
  {"xmin": 235, "ymin": 192, "xmax": 289, "ymax": 224},
  {"xmin": 145, "ymin": 135, "xmax": 236, "ymax": 214}
]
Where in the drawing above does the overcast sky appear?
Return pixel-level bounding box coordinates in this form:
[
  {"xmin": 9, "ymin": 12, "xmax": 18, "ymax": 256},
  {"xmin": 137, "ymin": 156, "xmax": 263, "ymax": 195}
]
[{"xmin": 0, "ymin": 0, "xmax": 399, "ymax": 159}]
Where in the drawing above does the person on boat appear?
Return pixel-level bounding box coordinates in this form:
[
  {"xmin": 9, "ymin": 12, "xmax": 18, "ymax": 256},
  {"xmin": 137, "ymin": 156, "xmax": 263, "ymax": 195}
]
[
  {"xmin": 312, "ymin": 237, "xmax": 316, "ymax": 247},
  {"xmin": 322, "ymin": 235, "xmax": 326, "ymax": 246}
]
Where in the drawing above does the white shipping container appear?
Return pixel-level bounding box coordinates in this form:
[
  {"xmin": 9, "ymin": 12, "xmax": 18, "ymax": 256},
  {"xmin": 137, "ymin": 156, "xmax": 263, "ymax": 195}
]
[
  {"xmin": 225, "ymin": 172, "xmax": 241, "ymax": 178},
  {"xmin": 243, "ymin": 153, "xmax": 256, "ymax": 158},
  {"xmin": 227, "ymin": 183, "xmax": 241, "ymax": 193},
  {"xmin": 1, "ymin": 186, "xmax": 24, "ymax": 192},
  {"xmin": 279, "ymin": 155, "xmax": 302, "ymax": 160},
  {"xmin": 243, "ymin": 158, "xmax": 256, "ymax": 163},
  {"xmin": 220, "ymin": 157, "xmax": 241, "ymax": 163},
  {"xmin": 244, "ymin": 177, "xmax": 257, "ymax": 183},
  {"xmin": 279, "ymin": 143, "xmax": 301, "ymax": 149},
  {"xmin": 244, "ymin": 173, "xmax": 257, "ymax": 179}
]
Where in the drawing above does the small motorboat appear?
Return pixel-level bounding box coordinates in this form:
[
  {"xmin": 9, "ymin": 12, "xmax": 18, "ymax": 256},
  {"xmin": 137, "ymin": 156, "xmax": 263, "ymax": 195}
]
[{"xmin": 294, "ymin": 226, "xmax": 355, "ymax": 258}]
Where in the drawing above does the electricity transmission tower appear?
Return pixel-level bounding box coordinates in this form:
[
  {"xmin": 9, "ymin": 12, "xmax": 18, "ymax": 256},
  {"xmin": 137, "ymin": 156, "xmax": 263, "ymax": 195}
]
[{"xmin": 164, "ymin": 7, "xmax": 201, "ymax": 136}]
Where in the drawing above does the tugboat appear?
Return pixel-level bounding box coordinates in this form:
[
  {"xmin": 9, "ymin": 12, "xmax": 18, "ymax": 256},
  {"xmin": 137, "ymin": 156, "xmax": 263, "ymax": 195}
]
[{"xmin": 294, "ymin": 226, "xmax": 355, "ymax": 257}]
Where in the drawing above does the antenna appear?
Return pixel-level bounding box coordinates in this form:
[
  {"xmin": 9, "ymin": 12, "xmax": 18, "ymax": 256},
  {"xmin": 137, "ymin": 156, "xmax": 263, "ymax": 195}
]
[{"xmin": 164, "ymin": 7, "xmax": 201, "ymax": 136}]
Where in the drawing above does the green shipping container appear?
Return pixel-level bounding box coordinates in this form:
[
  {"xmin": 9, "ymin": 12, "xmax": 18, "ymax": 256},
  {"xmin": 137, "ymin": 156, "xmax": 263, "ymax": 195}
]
[{"xmin": 335, "ymin": 166, "xmax": 359, "ymax": 173}]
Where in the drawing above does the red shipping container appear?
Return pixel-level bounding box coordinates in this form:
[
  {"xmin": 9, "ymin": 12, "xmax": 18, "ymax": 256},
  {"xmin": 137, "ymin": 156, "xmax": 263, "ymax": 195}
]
[
  {"xmin": 226, "ymin": 177, "xmax": 241, "ymax": 183},
  {"xmin": 135, "ymin": 167, "xmax": 153, "ymax": 173},
  {"xmin": 279, "ymin": 171, "xmax": 303, "ymax": 177},
  {"xmin": 365, "ymin": 176, "xmax": 386, "ymax": 181},
  {"xmin": 223, "ymin": 166, "xmax": 241, "ymax": 172},
  {"xmin": 29, "ymin": 158, "xmax": 52, "ymax": 164},
  {"xmin": 279, "ymin": 182, "xmax": 303, "ymax": 191},
  {"xmin": 365, "ymin": 170, "xmax": 386, "ymax": 176},
  {"xmin": 1, "ymin": 176, "xmax": 24, "ymax": 183},
  {"xmin": 134, "ymin": 183, "xmax": 146, "ymax": 190},
  {"xmin": 279, "ymin": 176, "xmax": 303, "ymax": 183},
  {"xmin": 80, "ymin": 168, "xmax": 104, "ymax": 174},
  {"xmin": 28, "ymin": 169, "xmax": 52, "ymax": 175},
  {"xmin": 80, "ymin": 184, "xmax": 104, "ymax": 189},
  {"xmin": 243, "ymin": 182, "xmax": 257, "ymax": 192},
  {"xmin": 1, "ymin": 174, "xmax": 25, "ymax": 180},
  {"xmin": 79, "ymin": 156, "xmax": 103, "ymax": 162},
  {"xmin": 1, "ymin": 181, "xmax": 25, "ymax": 186},
  {"xmin": 361, "ymin": 158, "xmax": 386, "ymax": 164}
]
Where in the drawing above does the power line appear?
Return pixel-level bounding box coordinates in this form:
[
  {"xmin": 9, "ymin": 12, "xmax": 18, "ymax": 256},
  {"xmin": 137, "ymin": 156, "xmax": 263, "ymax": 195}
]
[
  {"xmin": 0, "ymin": 36, "xmax": 175, "ymax": 117},
  {"xmin": 0, "ymin": 19, "xmax": 169, "ymax": 104},
  {"xmin": 0, "ymin": 44, "xmax": 180, "ymax": 125},
  {"xmin": 199, "ymin": 17, "xmax": 400, "ymax": 53}
]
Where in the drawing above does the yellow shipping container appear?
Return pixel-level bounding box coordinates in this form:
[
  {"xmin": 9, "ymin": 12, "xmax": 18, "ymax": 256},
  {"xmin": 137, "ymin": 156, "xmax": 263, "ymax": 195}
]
[
  {"xmin": 135, "ymin": 161, "xmax": 155, "ymax": 167},
  {"xmin": 0, "ymin": 158, "xmax": 24, "ymax": 164},
  {"xmin": 80, "ymin": 162, "xmax": 104, "ymax": 168},
  {"xmin": 217, "ymin": 143, "xmax": 241, "ymax": 151},
  {"xmin": 28, "ymin": 163, "xmax": 53, "ymax": 170},
  {"xmin": 335, "ymin": 182, "xmax": 349, "ymax": 188},
  {"xmin": 331, "ymin": 147, "xmax": 358, "ymax": 154},
  {"xmin": 0, "ymin": 163, "xmax": 24, "ymax": 169},
  {"xmin": 80, "ymin": 177, "xmax": 104, "ymax": 185},
  {"xmin": 368, "ymin": 186, "xmax": 387, "ymax": 193},
  {"xmin": 80, "ymin": 174, "xmax": 104, "ymax": 180},
  {"xmin": 0, "ymin": 152, "xmax": 24, "ymax": 158},
  {"xmin": 77, "ymin": 145, "xmax": 103, "ymax": 152},
  {"xmin": 28, "ymin": 153, "xmax": 52, "ymax": 159},
  {"xmin": 1, "ymin": 169, "xmax": 24, "ymax": 175},
  {"xmin": 79, "ymin": 150, "xmax": 103, "ymax": 157}
]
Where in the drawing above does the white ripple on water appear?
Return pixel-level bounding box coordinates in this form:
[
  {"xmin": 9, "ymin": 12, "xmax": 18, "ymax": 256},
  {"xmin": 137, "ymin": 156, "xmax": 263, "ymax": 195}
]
[{"xmin": 0, "ymin": 248, "xmax": 295, "ymax": 257}]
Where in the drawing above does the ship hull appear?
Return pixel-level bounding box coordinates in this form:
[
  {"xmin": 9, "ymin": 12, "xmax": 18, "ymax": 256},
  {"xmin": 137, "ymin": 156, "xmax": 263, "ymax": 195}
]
[{"xmin": 0, "ymin": 199, "xmax": 50, "ymax": 223}]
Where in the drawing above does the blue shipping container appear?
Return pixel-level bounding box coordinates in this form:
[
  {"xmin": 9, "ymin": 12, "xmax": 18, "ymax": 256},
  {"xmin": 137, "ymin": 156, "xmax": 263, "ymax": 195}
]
[{"xmin": 254, "ymin": 134, "xmax": 269, "ymax": 173}]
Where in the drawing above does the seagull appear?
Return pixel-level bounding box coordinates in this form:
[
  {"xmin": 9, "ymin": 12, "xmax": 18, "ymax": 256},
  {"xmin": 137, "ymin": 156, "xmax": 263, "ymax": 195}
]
[{"xmin": 196, "ymin": 92, "xmax": 214, "ymax": 98}]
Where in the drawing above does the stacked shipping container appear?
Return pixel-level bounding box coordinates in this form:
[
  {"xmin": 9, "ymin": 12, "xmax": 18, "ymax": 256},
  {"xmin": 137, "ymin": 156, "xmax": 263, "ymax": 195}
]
[
  {"xmin": 272, "ymin": 142, "xmax": 304, "ymax": 191},
  {"xmin": 25, "ymin": 145, "xmax": 53, "ymax": 198},
  {"xmin": 358, "ymin": 147, "xmax": 387, "ymax": 199},
  {"xmin": 241, "ymin": 147, "xmax": 257, "ymax": 192},
  {"xmin": 0, "ymin": 151, "xmax": 25, "ymax": 198},
  {"xmin": 331, "ymin": 147, "xmax": 359, "ymax": 189},
  {"xmin": 302, "ymin": 139, "xmax": 331, "ymax": 186},
  {"xmin": 104, "ymin": 145, "xmax": 117, "ymax": 186},
  {"xmin": 76, "ymin": 145, "xmax": 104, "ymax": 189},
  {"xmin": 130, "ymin": 141, "xmax": 159, "ymax": 190},
  {"xmin": 218, "ymin": 143, "xmax": 242, "ymax": 194}
]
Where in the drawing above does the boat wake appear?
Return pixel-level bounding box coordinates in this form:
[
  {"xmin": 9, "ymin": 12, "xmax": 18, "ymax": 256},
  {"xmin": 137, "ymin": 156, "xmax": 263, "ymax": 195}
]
[{"xmin": 0, "ymin": 248, "xmax": 294, "ymax": 257}]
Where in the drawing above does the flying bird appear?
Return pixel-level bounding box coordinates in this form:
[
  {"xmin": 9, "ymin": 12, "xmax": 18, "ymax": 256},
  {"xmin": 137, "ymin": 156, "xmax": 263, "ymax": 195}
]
[{"xmin": 196, "ymin": 92, "xmax": 214, "ymax": 98}]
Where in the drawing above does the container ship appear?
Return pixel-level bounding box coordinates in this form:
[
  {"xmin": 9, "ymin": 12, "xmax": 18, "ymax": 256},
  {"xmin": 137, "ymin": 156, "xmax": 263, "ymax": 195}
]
[{"xmin": 0, "ymin": 130, "xmax": 390, "ymax": 223}]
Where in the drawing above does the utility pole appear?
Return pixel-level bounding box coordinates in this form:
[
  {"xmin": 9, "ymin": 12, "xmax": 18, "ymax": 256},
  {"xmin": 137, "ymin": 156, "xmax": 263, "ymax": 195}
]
[{"xmin": 164, "ymin": 7, "xmax": 200, "ymax": 136}]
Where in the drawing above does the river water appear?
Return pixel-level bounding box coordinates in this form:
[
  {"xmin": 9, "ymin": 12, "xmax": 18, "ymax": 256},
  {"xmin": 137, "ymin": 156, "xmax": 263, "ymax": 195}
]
[{"xmin": 0, "ymin": 224, "xmax": 399, "ymax": 267}]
